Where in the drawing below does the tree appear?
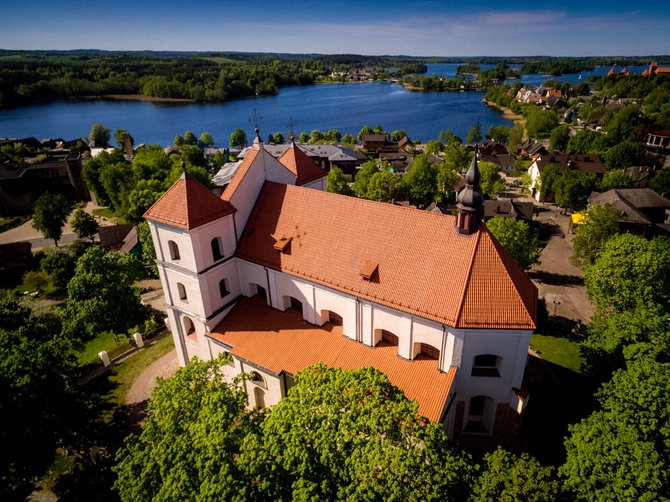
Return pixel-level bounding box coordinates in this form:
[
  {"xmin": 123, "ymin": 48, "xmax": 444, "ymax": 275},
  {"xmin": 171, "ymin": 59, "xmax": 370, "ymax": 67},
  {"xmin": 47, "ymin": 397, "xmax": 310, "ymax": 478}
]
[
  {"xmin": 444, "ymin": 142, "xmax": 471, "ymax": 171},
  {"xmin": 584, "ymin": 233, "xmax": 670, "ymax": 316},
  {"xmin": 326, "ymin": 167, "xmax": 354, "ymax": 196},
  {"xmin": 229, "ymin": 128, "xmax": 247, "ymax": 148},
  {"xmin": 553, "ymin": 170, "xmax": 596, "ymax": 210},
  {"xmin": 392, "ymin": 129, "xmax": 407, "ymax": 142},
  {"xmin": 308, "ymin": 129, "xmax": 324, "ymax": 144},
  {"xmin": 240, "ymin": 364, "xmax": 474, "ymax": 501},
  {"xmin": 491, "ymin": 125, "xmax": 511, "ymax": 144},
  {"xmin": 0, "ymin": 299, "xmax": 85, "ymax": 489},
  {"xmin": 32, "ymin": 192, "xmax": 70, "ymax": 246},
  {"xmin": 272, "ymin": 132, "xmax": 285, "ymax": 144},
  {"xmin": 341, "ymin": 134, "xmax": 356, "ymax": 145},
  {"xmin": 174, "ymin": 134, "xmax": 184, "ymax": 147},
  {"xmin": 466, "ymin": 124, "xmax": 482, "ymax": 144},
  {"xmin": 373, "ymin": 124, "xmax": 384, "ymax": 134},
  {"xmin": 137, "ymin": 221, "xmax": 157, "ymax": 275},
  {"xmin": 299, "ymin": 132, "xmax": 309, "ymax": 143},
  {"xmin": 399, "ymin": 154, "xmax": 438, "ymax": 207},
  {"xmin": 199, "ymin": 132, "xmax": 214, "ymax": 146},
  {"xmin": 132, "ymin": 144, "xmax": 173, "ymax": 183},
  {"xmin": 65, "ymin": 246, "xmax": 149, "ymax": 339},
  {"xmin": 598, "ymin": 169, "xmax": 632, "ymax": 191},
  {"xmin": 507, "ymin": 122, "xmax": 525, "ymax": 153},
  {"xmin": 114, "ymin": 356, "xmax": 257, "ymax": 501},
  {"xmin": 88, "ymin": 123, "xmax": 110, "ymax": 147},
  {"xmin": 212, "ymin": 150, "xmax": 226, "ymax": 169},
  {"xmin": 127, "ymin": 179, "xmax": 164, "ymax": 221},
  {"xmin": 71, "ymin": 208, "xmax": 99, "ymax": 242},
  {"xmin": 358, "ymin": 125, "xmax": 373, "ymax": 142},
  {"xmin": 40, "ymin": 241, "xmax": 89, "ymax": 290},
  {"xmin": 603, "ymin": 140, "xmax": 645, "ymax": 170},
  {"xmin": 549, "ymin": 125, "xmax": 570, "ymax": 152},
  {"xmin": 365, "ymin": 171, "xmax": 396, "ymax": 201},
  {"xmin": 561, "ymin": 354, "xmax": 670, "ymax": 501},
  {"xmin": 114, "ymin": 129, "xmax": 134, "ymax": 150},
  {"xmin": 651, "ymin": 170, "xmax": 670, "ymax": 197},
  {"xmin": 538, "ymin": 163, "xmax": 560, "ymax": 200},
  {"xmin": 524, "ymin": 107, "xmax": 558, "ymax": 139},
  {"xmin": 327, "ymin": 129, "xmax": 341, "ymax": 143},
  {"xmin": 486, "ymin": 217, "xmax": 539, "ymax": 269},
  {"xmin": 571, "ymin": 203, "xmax": 622, "ymax": 267},
  {"xmin": 473, "ymin": 447, "xmax": 565, "ymax": 501},
  {"xmin": 352, "ymin": 160, "xmax": 380, "ymax": 197},
  {"xmin": 183, "ymin": 131, "xmax": 197, "ymax": 145},
  {"xmin": 566, "ymin": 129, "xmax": 608, "ymax": 155},
  {"xmin": 437, "ymin": 163, "xmax": 460, "ymax": 197},
  {"xmin": 479, "ymin": 161, "xmax": 506, "ymax": 198},
  {"xmin": 425, "ymin": 139, "xmax": 443, "ymax": 154}
]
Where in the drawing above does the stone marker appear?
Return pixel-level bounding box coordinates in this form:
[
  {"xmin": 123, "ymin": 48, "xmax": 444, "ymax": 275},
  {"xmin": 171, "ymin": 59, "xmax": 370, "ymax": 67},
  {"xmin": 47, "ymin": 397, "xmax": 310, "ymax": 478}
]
[
  {"xmin": 98, "ymin": 351, "xmax": 111, "ymax": 366},
  {"xmin": 133, "ymin": 332, "xmax": 144, "ymax": 348}
]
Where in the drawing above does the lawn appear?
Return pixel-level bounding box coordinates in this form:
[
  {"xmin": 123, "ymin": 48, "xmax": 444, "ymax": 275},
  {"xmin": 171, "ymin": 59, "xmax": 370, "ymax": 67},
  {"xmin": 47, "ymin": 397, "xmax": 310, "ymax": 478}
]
[
  {"xmin": 105, "ymin": 333, "xmax": 175, "ymax": 408},
  {"xmin": 530, "ymin": 333, "xmax": 585, "ymax": 374},
  {"xmin": 76, "ymin": 331, "xmax": 134, "ymax": 368},
  {"xmin": 92, "ymin": 207, "xmax": 127, "ymax": 224},
  {"xmin": 0, "ymin": 215, "xmax": 29, "ymax": 232}
]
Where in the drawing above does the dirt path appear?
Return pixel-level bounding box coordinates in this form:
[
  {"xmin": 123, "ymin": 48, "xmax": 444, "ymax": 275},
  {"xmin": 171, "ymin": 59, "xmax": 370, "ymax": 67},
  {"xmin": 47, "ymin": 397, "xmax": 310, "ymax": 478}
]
[{"xmin": 126, "ymin": 349, "xmax": 179, "ymax": 434}]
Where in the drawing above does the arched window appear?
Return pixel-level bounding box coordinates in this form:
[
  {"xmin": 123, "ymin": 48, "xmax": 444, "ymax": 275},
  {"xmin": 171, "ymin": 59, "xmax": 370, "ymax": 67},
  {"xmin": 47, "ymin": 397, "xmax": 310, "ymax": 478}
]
[
  {"xmin": 184, "ymin": 316, "xmax": 196, "ymax": 340},
  {"xmin": 251, "ymin": 371, "xmax": 266, "ymax": 388},
  {"xmin": 168, "ymin": 240, "xmax": 180, "ymax": 260},
  {"xmin": 472, "ymin": 354, "xmax": 501, "ymax": 377},
  {"xmin": 250, "ymin": 283, "xmax": 267, "ymax": 299},
  {"xmin": 322, "ymin": 310, "xmax": 343, "ymax": 326},
  {"xmin": 418, "ymin": 343, "xmax": 440, "ymax": 360},
  {"xmin": 465, "ymin": 395, "xmax": 495, "ymax": 434},
  {"xmin": 211, "ymin": 237, "xmax": 223, "ymax": 262},
  {"xmin": 379, "ymin": 329, "xmax": 399, "ymax": 347},
  {"xmin": 177, "ymin": 282, "xmax": 187, "ymax": 301},
  {"xmin": 219, "ymin": 278, "xmax": 230, "ymax": 298},
  {"xmin": 284, "ymin": 296, "xmax": 303, "ymax": 315}
]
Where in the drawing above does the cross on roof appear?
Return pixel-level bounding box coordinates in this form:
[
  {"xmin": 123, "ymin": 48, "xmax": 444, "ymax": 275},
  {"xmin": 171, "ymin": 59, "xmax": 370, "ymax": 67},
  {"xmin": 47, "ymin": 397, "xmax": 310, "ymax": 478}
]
[
  {"xmin": 286, "ymin": 116, "xmax": 298, "ymax": 141},
  {"xmin": 249, "ymin": 107, "xmax": 263, "ymax": 131}
]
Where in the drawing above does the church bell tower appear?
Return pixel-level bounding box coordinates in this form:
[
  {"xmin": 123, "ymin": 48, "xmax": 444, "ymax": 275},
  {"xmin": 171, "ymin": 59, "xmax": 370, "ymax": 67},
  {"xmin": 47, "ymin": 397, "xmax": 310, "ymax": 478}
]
[{"xmin": 455, "ymin": 147, "xmax": 484, "ymax": 235}]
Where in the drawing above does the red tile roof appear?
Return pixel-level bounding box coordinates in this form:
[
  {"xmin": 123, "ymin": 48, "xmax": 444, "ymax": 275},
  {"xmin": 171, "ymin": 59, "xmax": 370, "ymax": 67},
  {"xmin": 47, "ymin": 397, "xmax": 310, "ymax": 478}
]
[
  {"xmin": 144, "ymin": 174, "xmax": 236, "ymax": 229},
  {"xmin": 277, "ymin": 143, "xmax": 327, "ymax": 186},
  {"xmin": 221, "ymin": 147, "xmax": 260, "ymax": 202},
  {"xmin": 236, "ymin": 183, "xmax": 537, "ymax": 329},
  {"xmin": 210, "ymin": 296, "xmax": 457, "ymax": 421}
]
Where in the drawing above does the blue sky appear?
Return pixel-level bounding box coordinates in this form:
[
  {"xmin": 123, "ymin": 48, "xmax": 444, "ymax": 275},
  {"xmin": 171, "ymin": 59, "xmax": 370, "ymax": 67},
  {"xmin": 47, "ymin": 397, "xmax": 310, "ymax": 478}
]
[{"xmin": 1, "ymin": 0, "xmax": 668, "ymax": 56}]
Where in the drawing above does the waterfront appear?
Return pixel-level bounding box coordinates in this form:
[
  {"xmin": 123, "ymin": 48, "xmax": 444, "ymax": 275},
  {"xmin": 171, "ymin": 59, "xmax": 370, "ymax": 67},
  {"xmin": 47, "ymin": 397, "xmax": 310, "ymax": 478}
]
[{"xmin": 0, "ymin": 63, "xmax": 647, "ymax": 147}]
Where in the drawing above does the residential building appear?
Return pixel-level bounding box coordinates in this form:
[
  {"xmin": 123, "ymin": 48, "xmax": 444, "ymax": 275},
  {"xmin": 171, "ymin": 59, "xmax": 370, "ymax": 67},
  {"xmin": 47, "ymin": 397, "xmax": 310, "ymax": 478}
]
[
  {"xmin": 0, "ymin": 153, "xmax": 89, "ymax": 215},
  {"xmin": 588, "ymin": 188, "xmax": 670, "ymax": 237},
  {"xmin": 527, "ymin": 153, "xmax": 605, "ymax": 202},
  {"xmin": 144, "ymin": 132, "xmax": 537, "ymax": 444}
]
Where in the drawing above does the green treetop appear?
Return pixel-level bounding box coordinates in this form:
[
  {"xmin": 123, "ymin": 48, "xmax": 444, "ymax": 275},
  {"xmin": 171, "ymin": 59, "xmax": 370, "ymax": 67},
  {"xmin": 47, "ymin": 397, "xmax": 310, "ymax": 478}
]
[{"xmin": 32, "ymin": 192, "xmax": 70, "ymax": 246}]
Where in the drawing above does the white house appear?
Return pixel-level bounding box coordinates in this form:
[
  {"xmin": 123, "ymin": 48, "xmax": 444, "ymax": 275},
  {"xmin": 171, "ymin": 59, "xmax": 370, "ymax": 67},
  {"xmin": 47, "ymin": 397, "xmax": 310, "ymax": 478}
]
[{"xmin": 144, "ymin": 133, "xmax": 537, "ymax": 443}]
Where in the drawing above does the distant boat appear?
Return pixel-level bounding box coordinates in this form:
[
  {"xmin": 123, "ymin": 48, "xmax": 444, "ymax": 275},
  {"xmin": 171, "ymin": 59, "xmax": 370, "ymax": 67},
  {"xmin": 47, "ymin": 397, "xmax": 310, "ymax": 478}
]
[{"xmin": 578, "ymin": 74, "xmax": 582, "ymax": 80}]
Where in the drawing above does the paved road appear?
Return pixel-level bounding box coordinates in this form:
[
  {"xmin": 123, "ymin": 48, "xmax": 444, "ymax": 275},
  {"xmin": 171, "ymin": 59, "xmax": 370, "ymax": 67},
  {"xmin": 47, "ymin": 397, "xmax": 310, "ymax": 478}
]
[{"xmin": 0, "ymin": 201, "xmax": 115, "ymax": 251}]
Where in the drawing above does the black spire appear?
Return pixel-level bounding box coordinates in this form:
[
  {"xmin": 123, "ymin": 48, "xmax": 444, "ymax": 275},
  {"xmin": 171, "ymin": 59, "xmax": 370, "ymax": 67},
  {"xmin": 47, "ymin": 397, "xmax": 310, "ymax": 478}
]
[
  {"xmin": 455, "ymin": 147, "xmax": 484, "ymax": 235},
  {"xmin": 179, "ymin": 161, "xmax": 190, "ymax": 180}
]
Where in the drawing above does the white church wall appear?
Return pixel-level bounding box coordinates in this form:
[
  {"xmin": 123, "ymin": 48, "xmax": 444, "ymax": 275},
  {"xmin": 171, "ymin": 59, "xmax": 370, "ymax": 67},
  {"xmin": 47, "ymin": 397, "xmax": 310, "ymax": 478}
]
[
  {"xmin": 198, "ymin": 259, "xmax": 240, "ymax": 318},
  {"xmin": 237, "ymin": 260, "xmax": 270, "ymax": 300},
  {"xmin": 313, "ymin": 287, "xmax": 357, "ymax": 340},
  {"xmin": 190, "ymin": 215, "xmax": 236, "ymax": 272},
  {"xmin": 151, "ymin": 221, "xmax": 197, "ymax": 271},
  {"xmin": 456, "ymin": 329, "xmax": 531, "ymax": 404},
  {"xmin": 229, "ymin": 152, "xmax": 269, "ymax": 241},
  {"xmin": 302, "ymin": 177, "xmax": 327, "ymax": 191}
]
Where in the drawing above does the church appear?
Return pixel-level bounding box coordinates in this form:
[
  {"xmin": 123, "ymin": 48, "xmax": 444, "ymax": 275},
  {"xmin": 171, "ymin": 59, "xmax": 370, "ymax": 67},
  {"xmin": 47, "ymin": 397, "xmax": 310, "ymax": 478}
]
[{"xmin": 144, "ymin": 131, "xmax": 537, "ymax": 442}]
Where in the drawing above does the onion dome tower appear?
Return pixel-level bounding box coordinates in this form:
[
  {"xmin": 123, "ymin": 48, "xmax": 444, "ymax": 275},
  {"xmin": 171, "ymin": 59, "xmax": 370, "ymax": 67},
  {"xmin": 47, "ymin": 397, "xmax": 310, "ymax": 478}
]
[{"xmin": 455, "ymin": 147, "xmax": 484, "ymax": 235}]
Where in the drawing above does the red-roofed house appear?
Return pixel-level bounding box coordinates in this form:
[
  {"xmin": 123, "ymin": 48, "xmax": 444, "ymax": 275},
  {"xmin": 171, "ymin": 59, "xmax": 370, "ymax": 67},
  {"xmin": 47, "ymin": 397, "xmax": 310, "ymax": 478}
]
[{"xmin": 144, "ymin": 134, "xmax": 537, "ymax": 442}]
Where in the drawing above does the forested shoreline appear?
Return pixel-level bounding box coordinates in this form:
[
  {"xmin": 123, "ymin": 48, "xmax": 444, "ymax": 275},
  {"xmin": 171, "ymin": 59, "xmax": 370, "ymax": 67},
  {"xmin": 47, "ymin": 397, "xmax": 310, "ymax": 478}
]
[{"xmin": 2, "ymin": 50, "xmax": 669, "ymax": 108}]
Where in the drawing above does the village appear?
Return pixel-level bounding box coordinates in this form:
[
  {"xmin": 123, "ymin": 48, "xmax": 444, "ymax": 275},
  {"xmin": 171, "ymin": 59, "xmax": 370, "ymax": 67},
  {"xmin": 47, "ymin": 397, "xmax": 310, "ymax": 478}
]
[{"xmin": 1, "ymin": 56, "xmax": 670, "ymax": 500}]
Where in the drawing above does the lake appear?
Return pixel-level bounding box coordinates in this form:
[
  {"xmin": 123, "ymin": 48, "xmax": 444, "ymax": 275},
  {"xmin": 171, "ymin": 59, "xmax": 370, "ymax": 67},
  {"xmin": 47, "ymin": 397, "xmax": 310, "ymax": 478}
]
[{"xmin": 0, "ymin": 63, "xmax": 646, "ymax": 148}]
